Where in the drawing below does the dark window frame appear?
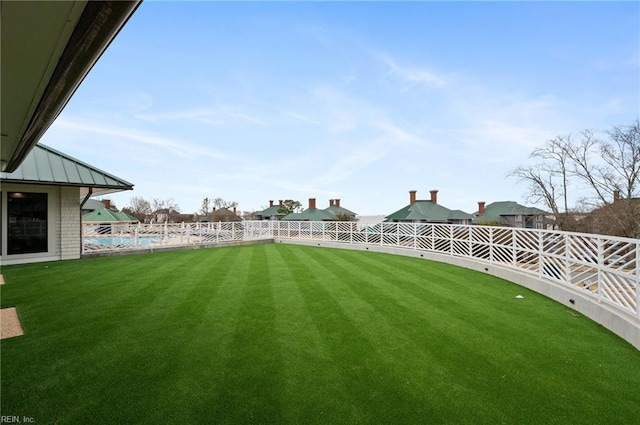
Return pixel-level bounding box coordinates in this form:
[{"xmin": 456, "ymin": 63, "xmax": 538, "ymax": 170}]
[{"xmin": 7, "ymin": 192, "xmax": 48, "ymax": 255}]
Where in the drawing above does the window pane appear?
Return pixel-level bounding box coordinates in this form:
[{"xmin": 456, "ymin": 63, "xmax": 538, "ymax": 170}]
[{"xmin": 7, "ymin": 192, "xmax": 48, "ymax": 255}]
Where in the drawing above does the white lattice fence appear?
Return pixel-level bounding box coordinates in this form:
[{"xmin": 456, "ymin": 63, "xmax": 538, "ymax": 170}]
[{"xmin": 83, "ymin": 220, "xmax": 639, "ymax": 319}]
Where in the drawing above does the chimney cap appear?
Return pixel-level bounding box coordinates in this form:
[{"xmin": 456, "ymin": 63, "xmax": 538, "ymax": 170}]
[
  {"xmin": 409, "ymin": 190, "xmax": 417, "ymax": 204},
  {"xmin": 430, "ymin": 189, "xmax": 438, "ymax": 204}
]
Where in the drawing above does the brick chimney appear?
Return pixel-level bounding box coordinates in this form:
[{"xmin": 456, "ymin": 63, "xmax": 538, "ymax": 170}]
[
  {"xmin": 409, "ymin": 190, "xmax": 417, "ymax": 204},
  {"xmin": 233, "ymin": 207, "xmax": 237, "ymax": 215},
  {"xmin": 329, "ymin": 199, "xmax": 334, "ymax": 207},
  {"xmin": 613, "ymin": 190, "xmax": 620, "ymax": 203},
  {"xmin": 430, "ymin": 190, "xmax": 438, "ymax": 204},
  {"xmin": 269, "ymin": 200, "xmax": 274, "ymax": 207},
  {"xmin": 335, "ymin": 199, "xmax": 341, "ymax": 207},
  {"xmin": 478, "ymin": 201, "xmax": 486, "ymax": 216},
  {"xmin": 279, "ymin": 200, "xmax": 283, "ymax": 207},
  {"xmin": 102, "ymin": 199, "xmax": 111, "ymax": 209},
  {"xmin": 309, "ymin": 198, "xmax": 316, "ymax": 209}
]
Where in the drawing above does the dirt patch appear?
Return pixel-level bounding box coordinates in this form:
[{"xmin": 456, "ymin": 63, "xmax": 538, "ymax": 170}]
[{"xmin": 1, "ymin": 307, "xmax": 25, "ymax": 339}]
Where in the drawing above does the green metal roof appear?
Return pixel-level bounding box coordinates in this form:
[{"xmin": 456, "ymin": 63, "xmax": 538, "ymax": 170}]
[
  {"xmin": 448, "ymin": 209, "xmax": 474, "ymax": 220},
  {"xmin": 324, "ymin": 205, "xmax": 357, "ymax": 218},
  {"xmin": 0, "ymin": 143, "xmax": 133, "ymax": 197},
  {"xmin": 473, "ymin": 201, "xmax": 548, "ymax": 224},
  {"xmin": 256, "ymin": 205, "xmax": 286, "ymax": 218},
  {"xmin": 82, "ymin": 198, "xmax": 107, "ymax": 212},
  {"xmin": 283, "ymin": 208, "xmax": 334, "ymax": 221},
  {"xmin": 281, "ymin": 212, "xmax": 302, "ymax": 220},
  {"xmin": 82, "ymin": 208, "xmax": 138, "ymax": 223},
  {"xmin": 385, "ymin": 200, "xmax": 467, "ymax": 223}
]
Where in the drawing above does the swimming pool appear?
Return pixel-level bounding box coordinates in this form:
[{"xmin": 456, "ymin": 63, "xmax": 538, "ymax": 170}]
[{"xmin": 85, "ymin": 236, "xmax": 160, "ymax": 247}]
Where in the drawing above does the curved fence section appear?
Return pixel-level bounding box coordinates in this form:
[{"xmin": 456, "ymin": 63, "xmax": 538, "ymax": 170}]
[{"xmin": 83, "ymin": 220, "xmax": 639, "ymax": 320}]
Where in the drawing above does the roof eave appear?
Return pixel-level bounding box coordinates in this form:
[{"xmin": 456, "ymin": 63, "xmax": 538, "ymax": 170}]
[{"xmin": 4, "ymin": 0, "xmax": 142, "ymax": 173}]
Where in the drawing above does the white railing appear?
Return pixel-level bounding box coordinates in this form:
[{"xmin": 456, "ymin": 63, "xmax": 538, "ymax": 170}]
[
  {"xmin": 82, "ymin": 221, "xmax": 639, "ymax": 319},
  {"xmin": 82, "ymin": 222, "xmax": 249, "ymax": 253}
]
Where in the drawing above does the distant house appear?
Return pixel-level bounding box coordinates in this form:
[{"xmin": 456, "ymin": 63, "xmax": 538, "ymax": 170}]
[
  {"xmin": 255, "ymin": 200, "xmax": 287, "ymax": 220},
  {"xmin": 81, "ymin": 199, "xmax": 111, "ymax": 215},
  {"xmin": 282, "ymin": 198, "xmax": 334, "ymax": 221},
  {"xmin": 581, "ymin": 191, "xmax": 640, "ymax": 238},
  {"xmin": 0, "ymin": 144, "xmax": 133, "ymax": 264},
  {"xmin": 210, "ymin": 207, "xmax": 242, "ymax": 223},
  {"xmin": 323, "ymin": 199, "xmax": 357, "ymax": 221},
  {"xmin": 473, "ymin": 201, "xmax": 551, "ymax": 229},
  {"xmin": 82, "ymin": 208, "xmax": 138, "ymax": 225},
  {"xmin": 385, "ymin": 190, "xmax": 473, "ymax": 225},
  {"xmin": 151, "ymin": 208, "xmax": 182, "ymax": 224}
]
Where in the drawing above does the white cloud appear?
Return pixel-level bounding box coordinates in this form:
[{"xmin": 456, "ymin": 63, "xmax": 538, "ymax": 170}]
[
  {"xmin": 135, "ymin": 107, "xmax": 271, "ymax": 127},
  {"xmin": 282, "ymin": 111, "xmax": 319, "ymax": 125},
  {"xmin": 228, "ymin": 112, "xmax": 270, "ymax": 127},
  {"xmin": 135, "ymin": 108, "xmax": 224, "ymax": 125},
  {"xmin": 373, "ymin": 51, "xmax": 447, "ymax": 89},
  {"xmin": 53, "ymin": 118, "xmax": 233, "ymax": 161}
]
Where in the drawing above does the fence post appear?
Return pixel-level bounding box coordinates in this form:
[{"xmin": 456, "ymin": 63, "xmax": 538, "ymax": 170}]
[
  {"xmin": 636, "ymin": 241, "xmax": 640, "ymax": 318},
  {"xmin": 347, "ymin": 221, "xmax": 356, "ymax": 245},
  {"xmin": 489, "ymin": 227, "xmax": 494, "ymax": 264},
  {"xmin": 511, "ymin": 229, "xmax": 517, "ymax": 267},
  {"xmin": 565, "ymin": 231, "xmax": 571, "ymax": 285},
  {"xmin": 597, "ymin": 237, "xmax": 604, "ymax": 303},
  {"xmin": 450, "ymin": 225, "xmax": 454, "ymax": 255}
]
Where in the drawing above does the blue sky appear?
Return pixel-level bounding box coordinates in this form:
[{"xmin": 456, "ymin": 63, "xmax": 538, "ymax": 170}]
[{"xmin": 44, "ymin": 1, "xmax": 639, "ymax": 216}]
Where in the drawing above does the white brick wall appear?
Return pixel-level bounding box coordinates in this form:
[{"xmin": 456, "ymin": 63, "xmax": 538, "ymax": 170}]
[{"xmin": 60, "ymin": 187, "xmax": 81, "ymax": 260}]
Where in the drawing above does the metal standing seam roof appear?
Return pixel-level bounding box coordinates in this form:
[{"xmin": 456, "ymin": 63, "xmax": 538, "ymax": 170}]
[
  {"xmin": 324, "ymin": 205, "xmax": 357, "ymax": 218},
  {"xmin": 0, "ymin": 144, "xmax": 134, "ymax": 197},
  {"xmin": 385, "ymin": 200, "xmax": 465, "ymax": 223},
  {"xmin": 473, "ymin": 201, "xmax": 548, "ymax": 224},
  {"xmin": 256, "ymin": 205, "xmax": 287, "ymax": 218},
  {"xmin": 448, "ymin": 209, "xmax": 474, "ymax": 221},
  {"xmin": 82, "ymin": 208, "xmax": 138, "ymax": 223},
  {"xmin": 283, "ymin": 208, "xmax": 334, "ymax": 221}
]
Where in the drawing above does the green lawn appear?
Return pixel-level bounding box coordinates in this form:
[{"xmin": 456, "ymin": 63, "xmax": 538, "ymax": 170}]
[{"xmin": 1, "ymin": 243, "xmax": 639, "ymax": 424}]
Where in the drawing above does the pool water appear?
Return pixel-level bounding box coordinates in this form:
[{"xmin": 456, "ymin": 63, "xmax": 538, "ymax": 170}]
[{"xmin": 86, "ymin": 236, "xmax": 160, "ymax": 246}]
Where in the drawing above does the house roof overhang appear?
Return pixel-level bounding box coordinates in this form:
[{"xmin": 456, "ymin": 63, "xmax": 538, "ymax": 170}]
[
  {"xmin": 0, "ymin": 144, "xmax": 134, "ymax": 198},
  {"xmin": 1, "ymin": 0, "xmax": 142, "ymax": 173}
]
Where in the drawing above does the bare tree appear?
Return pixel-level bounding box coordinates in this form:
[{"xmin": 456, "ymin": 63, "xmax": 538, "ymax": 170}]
[
  {"xmin": 151, "ymin": 198, "xmax": 181, "ymax": 223},
  {"xmin": 200, "ymin": 197, "xmax": 211, "ymax": 216},
  {"xmin": 212, "ymin": 197, "xmax": 237, "ymax": 210},
  {"xmin": 510, "ymin": 120, "xmax": 640, "ymax": 236},
  {"xmin": 125, "ymin": 196, "xmax": 152, "ymax": 222},
  {"xmin": 602, "ymin": 120, "xmax": 640, "ymax": 200},
  {"xmin": 151, "ymin": 198, "xmax": 180, "ymax": 213},
  {"xmin": 509, "ymin": 136, "xmax": 575, "ymax": 229},
  {"xmin": 562, "ymin": 129, "xmax": 612, "ymax": 207}
]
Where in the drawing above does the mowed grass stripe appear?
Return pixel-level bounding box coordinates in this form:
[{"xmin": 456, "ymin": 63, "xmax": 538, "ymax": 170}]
[
  {"xmin": 266, "ymin": 242, "xmax": 343, "ymax": 423},
  {"xmin": 286, "ymin": 245, "xmax": 514, "ymax": 423},
  {"xmin": 307, "ymin": 246, "xmax": 640, "ymax": 422},
  {"xmin": 280, "ymin": 245, "xmax": 434, "ymax": 424},
  {"xmin": 1, "ymin": 243, "xmax": 639, "ymax": 424},
  {"xmin": 211, "ymin": 244, "xmax": 285, "ymax": 424}
]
